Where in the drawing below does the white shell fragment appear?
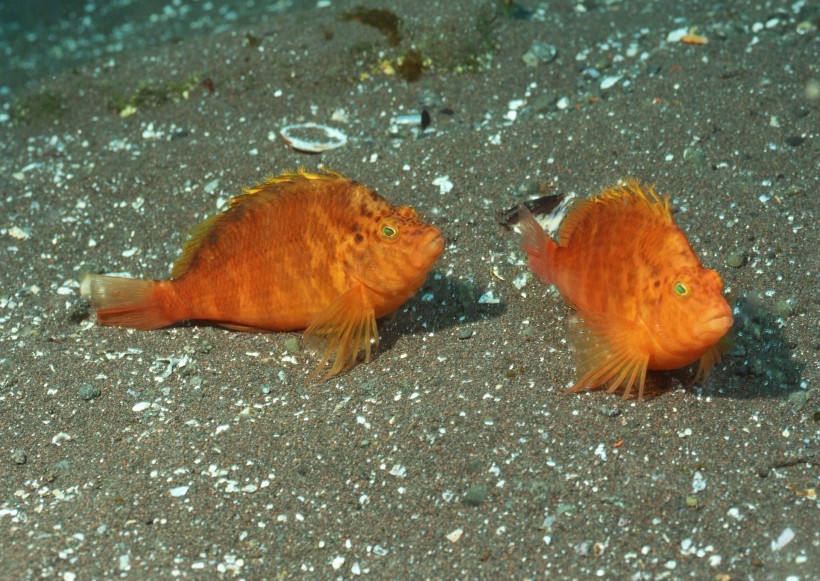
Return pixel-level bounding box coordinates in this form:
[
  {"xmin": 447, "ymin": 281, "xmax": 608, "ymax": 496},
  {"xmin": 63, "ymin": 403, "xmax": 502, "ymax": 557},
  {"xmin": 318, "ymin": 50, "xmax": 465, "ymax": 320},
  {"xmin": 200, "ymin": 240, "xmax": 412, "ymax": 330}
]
[
  {"xmin": 169, "ymin": 485, "xmax": 189, "ymax": 498},
  {"xmin": 279, "ymin": 122, "xmax": 348, "ymax": 153}
]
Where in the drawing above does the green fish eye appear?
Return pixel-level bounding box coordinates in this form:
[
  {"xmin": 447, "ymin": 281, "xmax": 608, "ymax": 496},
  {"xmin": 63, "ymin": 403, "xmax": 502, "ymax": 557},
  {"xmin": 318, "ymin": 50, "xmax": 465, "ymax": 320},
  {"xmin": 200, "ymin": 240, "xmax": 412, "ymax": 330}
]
[
  {"xmin": 379, "ymin": 222, "xmax": 399, "ymax": 241},
  {"xmin": 674, "ymin": 281, "xmax": 689, "ymax": 297}
]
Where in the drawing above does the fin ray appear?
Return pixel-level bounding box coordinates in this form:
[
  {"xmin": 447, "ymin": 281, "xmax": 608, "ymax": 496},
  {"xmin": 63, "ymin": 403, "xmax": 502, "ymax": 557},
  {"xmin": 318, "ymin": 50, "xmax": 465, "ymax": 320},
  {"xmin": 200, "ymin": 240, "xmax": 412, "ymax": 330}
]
[
  {"xmin": 80, "ymin": 274, "xmax": 173, "ymax": 330},
  {"xmin": 565, "ymin": 312, "xmax": 650, "ymax": 399},
  {"xmin": 304, "ymin": 283, "xmax": 378, "ymax": 382},
  {"xmin": 559, "ymin": 179, "xmax": 672, "ymax": 246},
  {"xmin": 518, "ymin": 205, "xmax": 557, "ymax": 285}
]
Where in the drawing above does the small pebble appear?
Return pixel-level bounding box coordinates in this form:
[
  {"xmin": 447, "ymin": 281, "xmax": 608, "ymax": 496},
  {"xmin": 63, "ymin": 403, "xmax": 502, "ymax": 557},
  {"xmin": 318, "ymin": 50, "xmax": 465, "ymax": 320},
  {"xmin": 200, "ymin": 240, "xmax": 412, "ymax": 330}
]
[
  {"xmin": 284, "ymin": 338, "xmax": 301, "ymax": 353},
  {"xmin": 522, "ymin": 41, "xmax": 558, "ymax": 66},
  {"xmin": 773, "ymin": 299, "xmax": 794, "ymax": 317},
  {"xmin": 726, "ymin": 251, "xmax": 746, "ymax": 268},
  {"xmin": 683, "ymin": 146, "xmax": 707, "ymax": 166},
  {"xmin": 462, "ymin": 486, "xmax": 488, "ymax": 507},
  {"xmin": 458, "ymin": 328, "xmax": 474, "ymax": 340},
  {"xmin": 79, "ymin": 384, "xmax": 101, "ymax": 401},
  {"xmin": 599, "ymin": 406, "xmax": 621, "ymax": 418},
  {"xmin": 195, "ymin": 340, "xmax": 215, "ymax": 354},
  {"xmin": 12, "ymin": 449, "xmax": 27, "ymax": 465}
]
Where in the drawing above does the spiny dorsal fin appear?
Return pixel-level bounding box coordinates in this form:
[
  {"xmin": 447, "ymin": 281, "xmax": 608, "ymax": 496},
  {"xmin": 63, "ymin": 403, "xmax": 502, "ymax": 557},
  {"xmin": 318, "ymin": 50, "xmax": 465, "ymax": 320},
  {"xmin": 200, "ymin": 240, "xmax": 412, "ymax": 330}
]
[
  {"xmin": 558, "ymin": 179, "xmax": 672, "ymax": 247},
  {"xmin": 171, "ymin": 167, "xmax": 350, "ymax": 279},
  {"xmin": 244, "ymin": 166, "xmax": 348, "ymax": 195}
]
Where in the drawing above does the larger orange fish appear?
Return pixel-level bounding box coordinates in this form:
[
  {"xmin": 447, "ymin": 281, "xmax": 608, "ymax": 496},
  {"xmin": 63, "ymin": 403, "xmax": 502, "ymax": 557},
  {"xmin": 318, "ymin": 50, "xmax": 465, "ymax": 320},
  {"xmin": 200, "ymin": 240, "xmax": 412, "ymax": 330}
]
[
  {"xmin": 81, "ymin": 168, "xmax": 444, "ymax": 379},
  {"xmin": 519, "ymin": 180, "xmax": 733, "ymax": 401}
]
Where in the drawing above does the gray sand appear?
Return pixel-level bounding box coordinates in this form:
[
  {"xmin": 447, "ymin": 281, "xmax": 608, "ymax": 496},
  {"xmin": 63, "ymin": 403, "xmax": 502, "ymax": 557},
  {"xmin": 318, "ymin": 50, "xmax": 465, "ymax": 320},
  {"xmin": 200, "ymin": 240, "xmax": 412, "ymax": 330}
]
[{"xmin": 1, "ymin": 0, "xmax": 817, "ymax": 578}]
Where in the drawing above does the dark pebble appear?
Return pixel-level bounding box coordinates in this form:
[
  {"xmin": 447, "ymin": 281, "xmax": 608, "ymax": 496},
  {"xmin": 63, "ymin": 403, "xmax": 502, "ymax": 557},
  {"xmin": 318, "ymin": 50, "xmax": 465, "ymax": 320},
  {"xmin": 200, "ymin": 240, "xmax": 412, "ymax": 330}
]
[
  {"xmin": 79, "ymin": 384, "xmax": 101, "ymax": 401},
  {"xmin": 785, "ymin": 135, "xmax": 805, "ymax": 147},
  {"xmin": 463, "ymin": 486, "xmax": 488, "ymax": 507},
  {"xmin": 458, "ymin": 328, "xmax": 474, "ymax": 340}
]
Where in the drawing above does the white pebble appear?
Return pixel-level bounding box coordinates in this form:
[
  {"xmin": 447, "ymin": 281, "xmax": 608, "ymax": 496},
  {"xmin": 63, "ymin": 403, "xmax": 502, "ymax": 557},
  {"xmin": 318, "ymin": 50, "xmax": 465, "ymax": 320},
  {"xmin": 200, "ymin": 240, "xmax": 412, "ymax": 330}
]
[
  {"xmin": 203, "ymin": 179, "xmax": 220, "ymax": 194},
  {"xmin": 119, "ymin": 554, "xmax": 131, "ymax": 572},
  {"xmin": 692, "ymin": 470, "xmax": 707, "ymax": 493},
  {"xmin": 667, "ymin": 27, "xmax": 689, "ymax": 42},
  {"xmin": 446, "ymin": 528, "xmax": 463, "ymax": 543},
  {"xmin": 8, "ymin": 226, "xmax": 29, "ymax": 240},
  {"xmin": 169, "ymin": 486, "xmax": 189, "ymax": 498},
  {"xmin": 132, "ymin": 401, "xmax": 151, "ymax": 412},
  {"xmin": 51, "ymin": 432, "xmax": 73, "ymax": 445},
  {"xmin": 771, "ymin": 527, "xmax": 794, "ymax": 551},
  {"xmin": 432, "ymin": 175, "xmax": 453, "ymax": 194},
  {"xmin": 478, "ymin": 290, "xmax": 500, "ymax": 304},
  {"xmin": 600, "ymin": 75, "xmax": 621, "ymax": 90}
]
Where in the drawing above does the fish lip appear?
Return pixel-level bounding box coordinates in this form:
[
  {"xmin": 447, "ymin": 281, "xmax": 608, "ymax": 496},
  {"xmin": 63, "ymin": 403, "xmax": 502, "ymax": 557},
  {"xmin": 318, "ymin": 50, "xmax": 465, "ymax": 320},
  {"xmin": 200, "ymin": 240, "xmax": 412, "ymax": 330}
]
[
  {"xmin": 411, "ymin": 229, "xmax": 444, "ymax": 270},
  {"xmin": 702, "ymin": 313, "xmax": 733, "ymax": 337}
]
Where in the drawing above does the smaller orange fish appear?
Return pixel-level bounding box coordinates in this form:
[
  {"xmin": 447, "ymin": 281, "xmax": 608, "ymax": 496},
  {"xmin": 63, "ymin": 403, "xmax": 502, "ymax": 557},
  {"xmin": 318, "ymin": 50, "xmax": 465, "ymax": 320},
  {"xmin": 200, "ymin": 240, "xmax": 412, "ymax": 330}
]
[
  {"xmin": 81, "ymin": 168, "xmax": 444, "ymax": 380},
  {"xmin": 519, "ymin": 180, "xmax": 733, "ymax": 401}
]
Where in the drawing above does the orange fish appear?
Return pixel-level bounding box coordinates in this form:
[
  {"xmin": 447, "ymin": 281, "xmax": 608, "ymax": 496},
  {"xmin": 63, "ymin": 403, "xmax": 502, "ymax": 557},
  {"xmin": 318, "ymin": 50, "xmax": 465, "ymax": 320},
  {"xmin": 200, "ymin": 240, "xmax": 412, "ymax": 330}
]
[
  {"xmin": 519, "ymin": 180, "xmax": 733, "ymax": 401},
  {"xmin": 81, "ymin": 168, "xmax": 444, "ymax": 379}
]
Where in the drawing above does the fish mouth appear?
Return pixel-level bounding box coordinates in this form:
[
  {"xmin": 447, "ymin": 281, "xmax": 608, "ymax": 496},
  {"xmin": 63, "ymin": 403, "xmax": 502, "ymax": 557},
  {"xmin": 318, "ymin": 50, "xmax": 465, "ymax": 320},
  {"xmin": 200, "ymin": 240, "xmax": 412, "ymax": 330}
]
[
  {"xmin": 411, "ymin": 228, "xmax": 444, "ymax": 270},
  {"xmin": 701, "ymin": 313, "xmax": 733, "ymax": 339}
]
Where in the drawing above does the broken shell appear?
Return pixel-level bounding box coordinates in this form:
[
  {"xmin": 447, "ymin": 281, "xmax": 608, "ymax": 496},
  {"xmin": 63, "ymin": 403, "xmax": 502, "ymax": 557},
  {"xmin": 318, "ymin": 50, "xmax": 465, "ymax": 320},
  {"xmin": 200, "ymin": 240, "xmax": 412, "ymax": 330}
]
[{"xmin": 279, "ymin": 122, "xmax": 348, "ymax": 153}]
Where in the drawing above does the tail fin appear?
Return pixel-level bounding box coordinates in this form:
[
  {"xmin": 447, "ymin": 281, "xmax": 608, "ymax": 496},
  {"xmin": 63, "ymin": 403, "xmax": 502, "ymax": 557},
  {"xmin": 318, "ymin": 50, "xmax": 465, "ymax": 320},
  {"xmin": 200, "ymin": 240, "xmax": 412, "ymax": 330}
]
[
  {"xmin": 80, "ymin": 274, "xmax": 174, "ymax": 330},
  {"xmin": 517, "ymin": 206, "xmax": 557, "ymax": 285}
]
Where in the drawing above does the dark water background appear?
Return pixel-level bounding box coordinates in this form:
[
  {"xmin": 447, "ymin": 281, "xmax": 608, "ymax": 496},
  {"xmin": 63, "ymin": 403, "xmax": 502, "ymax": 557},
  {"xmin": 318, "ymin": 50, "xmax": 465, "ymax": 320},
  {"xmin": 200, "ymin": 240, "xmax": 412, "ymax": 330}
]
[{"xmin": 0, "ymin": 0, "xmax": 315, "ymax": 93}]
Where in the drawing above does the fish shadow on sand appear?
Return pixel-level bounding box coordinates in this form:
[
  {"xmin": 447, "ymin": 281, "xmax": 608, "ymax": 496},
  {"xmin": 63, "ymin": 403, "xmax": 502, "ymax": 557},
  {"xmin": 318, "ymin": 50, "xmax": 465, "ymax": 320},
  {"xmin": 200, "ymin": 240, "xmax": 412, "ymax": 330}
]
[
  {"xmin": 374, "ymin": 272, "xmax": 507, "ymax": 355},
  {"xmin": 705, "ymin": 293, "xmax": 805, "ymax": 400}
]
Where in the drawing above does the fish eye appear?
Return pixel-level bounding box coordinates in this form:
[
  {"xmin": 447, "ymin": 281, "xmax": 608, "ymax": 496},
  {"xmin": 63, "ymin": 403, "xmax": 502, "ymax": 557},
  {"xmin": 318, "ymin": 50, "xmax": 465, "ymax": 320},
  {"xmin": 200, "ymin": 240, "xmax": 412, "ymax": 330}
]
[
  {"xmin": 379, "ymin": 220, "xmax": 400, "ymax": 242},
  {"xmin": 673, "ymin": 280, "xmax": 690, "ymax": 297}
]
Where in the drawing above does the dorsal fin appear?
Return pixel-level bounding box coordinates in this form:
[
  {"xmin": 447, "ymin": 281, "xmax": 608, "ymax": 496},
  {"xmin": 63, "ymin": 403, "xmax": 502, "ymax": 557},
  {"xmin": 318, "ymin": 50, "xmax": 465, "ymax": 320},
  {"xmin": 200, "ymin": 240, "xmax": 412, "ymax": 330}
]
[
  {"xmin": 171, "ymin": 167, "xmax": 350, "ymax": 279},
  {"xmin": 243, "ymin": 166, "xmax": 348, "ymax": 195},
  {"xmin": 558, "ymin": 179, "xmax": 672, "ymax": 246}
]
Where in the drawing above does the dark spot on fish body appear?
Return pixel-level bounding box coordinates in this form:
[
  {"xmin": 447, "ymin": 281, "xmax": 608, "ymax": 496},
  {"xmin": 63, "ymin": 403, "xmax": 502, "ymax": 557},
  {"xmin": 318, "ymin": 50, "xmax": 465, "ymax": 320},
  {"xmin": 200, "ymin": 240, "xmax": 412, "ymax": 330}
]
[
  {"xmin": 368, "ymin": 190, "xmax": 381, "ymax": 202},
  {"xmin": 358, "ymin": 202, "xmax": 373, "ymax": 218},
  {"xmin": 354, "ymin": 233, "xmax": 364, "ymax": 244}
]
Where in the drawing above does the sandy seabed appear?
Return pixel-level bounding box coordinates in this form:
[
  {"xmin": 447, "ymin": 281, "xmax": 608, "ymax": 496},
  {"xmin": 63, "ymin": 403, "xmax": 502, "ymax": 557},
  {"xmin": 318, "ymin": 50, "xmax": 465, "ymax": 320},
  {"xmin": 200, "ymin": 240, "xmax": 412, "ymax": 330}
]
[{"xmin": 0, "ymin": 0, "xmax": 817, "ymax": 578}]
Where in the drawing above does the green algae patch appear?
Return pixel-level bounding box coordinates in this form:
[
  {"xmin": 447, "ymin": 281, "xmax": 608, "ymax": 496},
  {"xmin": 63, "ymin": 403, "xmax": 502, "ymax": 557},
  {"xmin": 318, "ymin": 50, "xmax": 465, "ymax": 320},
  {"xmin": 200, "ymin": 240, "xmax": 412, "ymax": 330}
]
[
  {"xmin": 10, "ymin": 90, "xmax": 67, "ymax": 125},
  {"xmin": 108, "ymin": 73, "xmax": 205, "ymax": 117}
]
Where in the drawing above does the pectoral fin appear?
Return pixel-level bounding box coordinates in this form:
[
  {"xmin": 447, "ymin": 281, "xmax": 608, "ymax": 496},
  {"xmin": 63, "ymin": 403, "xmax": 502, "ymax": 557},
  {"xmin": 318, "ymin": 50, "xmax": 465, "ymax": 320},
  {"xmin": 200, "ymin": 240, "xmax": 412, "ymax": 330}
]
[
  {"xmin": 565, "ymin": 312, "xmax": 651, "ymax": 401},
  {"xmin": 304, "ymin": 284, "xmax": 378, "ymax": 382},
  {"xmin": 693, "ymin": 330, "xmax": 733, "ymax": 385}
]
